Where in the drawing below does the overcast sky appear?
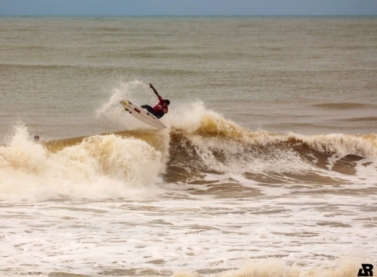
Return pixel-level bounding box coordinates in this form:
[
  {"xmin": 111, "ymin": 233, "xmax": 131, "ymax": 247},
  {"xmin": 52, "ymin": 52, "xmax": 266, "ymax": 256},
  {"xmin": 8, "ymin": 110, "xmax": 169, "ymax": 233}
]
[{"xmin": 1, "ymin": 0, "xmax": 377, "ymax": 16}]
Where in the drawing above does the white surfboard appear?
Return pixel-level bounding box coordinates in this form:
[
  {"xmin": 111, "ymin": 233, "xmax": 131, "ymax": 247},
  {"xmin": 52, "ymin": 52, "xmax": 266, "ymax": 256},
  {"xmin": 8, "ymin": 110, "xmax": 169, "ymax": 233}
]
[{"xmin": 120, "ymin": 100, "xmax": 167, "ymax": 129}]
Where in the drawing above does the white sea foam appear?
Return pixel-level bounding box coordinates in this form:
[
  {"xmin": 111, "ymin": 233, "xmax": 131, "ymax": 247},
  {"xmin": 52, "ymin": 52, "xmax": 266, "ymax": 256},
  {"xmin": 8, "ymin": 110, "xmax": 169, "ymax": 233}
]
[
  {"xmin": 0, "ymin": 124, "xmax": 164, "ymax": 201},
  {"xmin": 2, "ymin": 192, "xmax": 376, "ymax": 276}
]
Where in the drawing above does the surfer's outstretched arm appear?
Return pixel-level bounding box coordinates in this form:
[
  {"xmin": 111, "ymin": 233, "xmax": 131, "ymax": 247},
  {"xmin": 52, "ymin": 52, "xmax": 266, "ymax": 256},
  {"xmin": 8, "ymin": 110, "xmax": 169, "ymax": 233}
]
[{"xmin": 149, "ymin": 83, "xmax": 160, "ymax": 98}]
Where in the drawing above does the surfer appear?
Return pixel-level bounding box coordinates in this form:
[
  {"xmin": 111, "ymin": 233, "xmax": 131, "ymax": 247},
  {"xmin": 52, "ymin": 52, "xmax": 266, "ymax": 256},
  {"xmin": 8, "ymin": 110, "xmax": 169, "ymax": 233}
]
[{"xmin": 141, "ymin": 83, "xmax": 170, "ymax": 119}]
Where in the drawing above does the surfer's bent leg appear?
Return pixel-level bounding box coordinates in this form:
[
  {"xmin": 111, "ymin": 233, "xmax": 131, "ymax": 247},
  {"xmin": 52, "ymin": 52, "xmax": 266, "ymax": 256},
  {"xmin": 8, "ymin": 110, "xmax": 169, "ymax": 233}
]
[{"xmin": 141, "ymin": 105, "xmax": 155, "ymax": 115}]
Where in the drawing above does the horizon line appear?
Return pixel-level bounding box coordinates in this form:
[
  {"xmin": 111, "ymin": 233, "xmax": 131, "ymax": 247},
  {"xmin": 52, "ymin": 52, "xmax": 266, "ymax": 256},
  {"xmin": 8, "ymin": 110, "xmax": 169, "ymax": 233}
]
[{"xmin": 1, "ymin": 14, "xmax": 377, "ymax": 18}]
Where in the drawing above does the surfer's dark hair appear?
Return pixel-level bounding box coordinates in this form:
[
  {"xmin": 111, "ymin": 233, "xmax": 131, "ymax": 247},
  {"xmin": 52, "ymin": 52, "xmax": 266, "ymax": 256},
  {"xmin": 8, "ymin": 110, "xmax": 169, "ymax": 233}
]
[{"xmin": 164, "ymin": 99, "xmax": 170, "ymax": 106}]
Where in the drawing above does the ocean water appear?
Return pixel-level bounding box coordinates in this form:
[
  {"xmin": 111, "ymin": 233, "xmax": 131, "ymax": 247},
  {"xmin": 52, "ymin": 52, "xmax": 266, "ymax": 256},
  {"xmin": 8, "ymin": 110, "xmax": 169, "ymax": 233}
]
[{"xmin": 0, "ymin": 17, "xmax": 377, "ymax": 277}]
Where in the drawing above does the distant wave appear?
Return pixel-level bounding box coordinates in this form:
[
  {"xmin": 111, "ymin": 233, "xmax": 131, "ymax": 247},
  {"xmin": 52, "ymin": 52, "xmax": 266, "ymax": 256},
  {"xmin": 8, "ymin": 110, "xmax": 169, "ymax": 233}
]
[
  {"xmin": 312, "ymin": 102, "xmax": 376, "ymax": 110},
  {"xmin": 341, "ymin": 116, "xmax": 377, "ymax": 122}
]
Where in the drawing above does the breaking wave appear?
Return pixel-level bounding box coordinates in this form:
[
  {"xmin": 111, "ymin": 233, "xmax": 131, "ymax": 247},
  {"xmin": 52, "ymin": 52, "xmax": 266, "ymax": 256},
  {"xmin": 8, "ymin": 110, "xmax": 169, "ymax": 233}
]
[
  {"xmin": 1, "ymin": 103, "xmax": 376, "ymax": 201},
  {"xmin": 0, "ymin": 124, "xmax": 166, "ymax": 200}
]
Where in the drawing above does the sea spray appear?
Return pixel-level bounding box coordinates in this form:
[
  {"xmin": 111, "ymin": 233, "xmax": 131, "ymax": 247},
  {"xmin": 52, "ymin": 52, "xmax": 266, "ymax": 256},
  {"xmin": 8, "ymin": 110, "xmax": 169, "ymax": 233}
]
[{"xmin": 96, "ymin": 80, "xmax": 164, "ymax": 130}]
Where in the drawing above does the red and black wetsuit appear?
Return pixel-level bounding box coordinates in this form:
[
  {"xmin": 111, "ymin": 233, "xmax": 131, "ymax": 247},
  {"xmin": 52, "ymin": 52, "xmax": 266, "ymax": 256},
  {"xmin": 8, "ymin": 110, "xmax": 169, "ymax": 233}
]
[
  {"xmin": 141, "ymin": 96, "xmax": 168, "ymax": 119},
  {"xmin": 152, "ymin": 96, "xmax": 168, "ymax": 118}
]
